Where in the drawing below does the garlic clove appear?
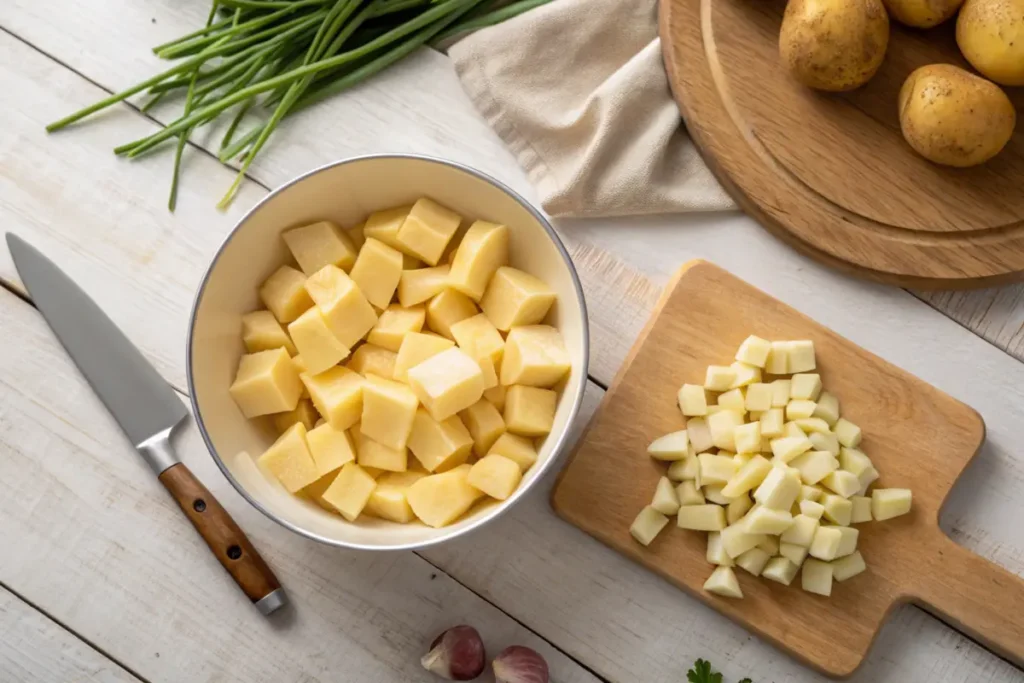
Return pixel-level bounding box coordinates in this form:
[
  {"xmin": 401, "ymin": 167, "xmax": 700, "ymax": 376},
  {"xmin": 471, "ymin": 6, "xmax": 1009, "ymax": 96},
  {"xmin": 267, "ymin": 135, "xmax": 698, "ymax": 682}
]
[
  {"xmin": 493, "ymin": 645, "xmax": 550, "ymax": 683},
  {"xmin": 421, "ymin": 625, "xmax": 486, "ymax": 680}
]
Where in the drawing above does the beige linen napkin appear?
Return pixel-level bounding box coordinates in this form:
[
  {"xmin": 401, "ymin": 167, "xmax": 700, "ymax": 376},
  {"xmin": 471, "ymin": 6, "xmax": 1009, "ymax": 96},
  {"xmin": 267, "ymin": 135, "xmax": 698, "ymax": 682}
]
[{"xmin": 449, "ymin": 0, "xmax": 736, "ymax": 217}]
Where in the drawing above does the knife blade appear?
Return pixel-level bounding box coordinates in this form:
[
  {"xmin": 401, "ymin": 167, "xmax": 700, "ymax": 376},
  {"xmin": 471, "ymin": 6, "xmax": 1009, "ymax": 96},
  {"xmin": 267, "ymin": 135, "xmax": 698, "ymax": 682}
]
[{"xmin": 7, "ymin": 233, "xmax": 286, "ymax": 616}]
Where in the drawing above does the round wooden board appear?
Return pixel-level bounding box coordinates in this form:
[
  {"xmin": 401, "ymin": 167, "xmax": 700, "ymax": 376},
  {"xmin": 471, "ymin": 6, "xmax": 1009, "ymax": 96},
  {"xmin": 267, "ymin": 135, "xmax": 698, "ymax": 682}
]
[{"xmin": 659, "ymin": 0, "xmax": 1024, "ymax": 289}]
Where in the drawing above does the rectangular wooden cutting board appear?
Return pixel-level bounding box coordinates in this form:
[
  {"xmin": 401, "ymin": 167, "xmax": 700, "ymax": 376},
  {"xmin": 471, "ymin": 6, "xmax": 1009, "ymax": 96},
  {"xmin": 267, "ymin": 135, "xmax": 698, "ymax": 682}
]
[{"xmin": 551, "ymin": 260, "xmax": 1024, "ymax": 676}]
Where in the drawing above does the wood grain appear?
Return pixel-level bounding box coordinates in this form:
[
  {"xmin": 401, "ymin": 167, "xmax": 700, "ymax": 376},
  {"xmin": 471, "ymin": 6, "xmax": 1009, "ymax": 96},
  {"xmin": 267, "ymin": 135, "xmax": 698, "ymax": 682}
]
[
  {"xmin": 158, "ymin": 463, "xmax": 281, "ymax": 608},
  {"xmin": 659, "ymin": 0, "xmax": 1024, "ymax": 289},
  {"xmin": 552, "ymin": 261, "xmax": 1024, "ymax": 676}
]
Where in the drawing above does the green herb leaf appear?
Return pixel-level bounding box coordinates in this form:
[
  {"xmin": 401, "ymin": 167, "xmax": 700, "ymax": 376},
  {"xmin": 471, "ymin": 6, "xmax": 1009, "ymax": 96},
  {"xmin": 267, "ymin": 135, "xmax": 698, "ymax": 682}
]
[{"xmin": 686, "ymin": 659, "xmax": 722, "ymax": 683}]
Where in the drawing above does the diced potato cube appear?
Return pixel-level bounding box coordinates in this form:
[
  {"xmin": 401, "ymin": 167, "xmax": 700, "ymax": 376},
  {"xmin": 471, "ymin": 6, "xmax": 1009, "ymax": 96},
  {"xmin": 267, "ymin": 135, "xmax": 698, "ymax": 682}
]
[
  {"xmin": 667, "ymin": 455, "xmax": 700, "ymax": 482},
  {"xmin": 407, "ymin": 408, "xmax": 473, "ymax": 472},
  {"xmin": 398, "ymin": 265, "xmax": 450, "ymax": 308},
  {"xmin": 648, "ymin": 430, "xmax": 690, "ymax": 461},
  {"xmin": 450, "ymin": 221, "xmax": 509, "ymax": 301},
  {"xmin": 483, "ymin": 384, "xmax": 507, "ymax": 411},
  {"xmin": 406, "ymin": 347, "xmax": 483, "ymax": 422},
  {"xmin": 753, "ymin": 466, "xmax": 802, "ymax": 510},
  {"xmin": 395, "ymin": 198, "xmax": 461, "ymax": 265},
  {"xmin": 242, "ymin": 310, "xmax": 297, "ymax": 355},
  {"xmin": 821, "ymin": 493, "xmax": 853, "ymax": 525},
  {"xmin": 686, "ymin": 417, "xmax": 714, "ymax": 452},
  {"xmin": 744, "ymin": 507, "xmax": 794, "ymax": 535},
  {"xmin": 461, "ymin": 399, "xmax": 506, "ymax": 456},
  {"xmin": 260, "ymin": 265, "xmax": 314, "ymax": 323},
  {"xmin": 834, "ymin": 418, "xmax": 862, "ymax": 448},
  {"xmin": 367, "ymin": 304, "xmax": 426, "ymax": 352},
  {"xmin": 704, "ymin": 365, "xmax": 737, "ymax": 392},
  {"xmin": 762, "ymin": 557, "xmax": 799, "ymax": 585},
  {"xmin": 305, "ymin": 265, "xmax": 378, "ymax": 348},
  {"xmin": 480, "ymin": 265, "xmax": 559, "ymax": 331},
  {"xmin": 486, "ymin": 433, "xmax": 536, "ymax": 472},
  {"xmin": 678, "ymin": 384, "xmax": 708, "ymax": 416},
  {"xmin": 834, "ymin": 526, "xmax": 859, "ymax": 557},
  {"xmin": 703, "ymin": 485, "xmax": 734, "ymax": 505},
  {"xmin": 809, "ymin": 526, "xmax": 843, "ymax": 560},
  {"xmin": 872, "ymin": 488, "xmax": 912, "ymax": 521},
  {"xmin": 651, "ymin": 476, "xmax": 681, "ymax": 515},
  {"xmin": 258, "ymin": 423, "xmax": 320, "ymax": 492},
  {"xmin": 305, "ymin": 421, "xmax": 356, "ymax": 476},
  {"xmin": 677, "ymin": 480, "xmax": 706, "ymax": 505},
  {"xmin": 831, "ymin": 551, "xmax": 867, "ymax": 581},
  {"xmin": 230, "ymin": 348, "xmax": 303, "ymax": 418},
  {"xmin": 301, "ymin": 366, "xmax": 365, "ymax": 431},
  {"xmin": 780, "ymin": 513, "xmax": 820, "ymax": 546},
  {"xmin": 780, "ymin": 542, "xmax": 809, "ymax": 566},
  {"xmin": 500, "ymin": 325, "xmax": 570, "ymax": 388},
  {"xmin": 758, "ymin": 408, "xmax": 784, "ymax": 438},
  {"xmin": 813, "ymin": 391, "xmax": 840, "ymax": 426},
  {"xmin": 800, "ymin": 499, "xmax": 826, "ymax": 519},
  {"xmin": 786, "ymin": 399, "xmax": 817, "ymax": 420},
  {"xmin": 283, "ymin": 220, "xmax": 358, "ymax": 275},
  {"xmin": 850, "ymin": 495, "xmax": 872, "ymax": 523},
  {"xmin": 346, "ymin": 343, "xmax": 397, "ymax": 379},
  {"xmin": 770, "ymin": 435, "xmax": 814, "ymax": 463},
  {"xmin": 801, "ymin": 558, "xmax": 832, "ymax": 596},
  {"xmin": 718, "ymin": 388, "xmax": 746, "ymax": 413},
  {"xmin": 703, "ymin": 566, "xmax": 743, "ymax": 598},
  {"xmin": 450, "ymin": 314, "xmax": 505, "ymax": 368},
  {"xmin": 722, "ymin": 524, "xmax": 767, "ymax": 558},
  {"xmin": 426, "ymin": 289, "xmax": 479, "ymax": 340},
  {"xmin": 698, "ymin": 453, "xmax": 739, "ymax": 486},
  {"xmin": 727, "ymin": 494, "xmax": 754, "ymax": 524},
  {"xmin": 354, "ymin": 430, "xmax": 407, "ymax": 472},
  {"xmin": 474, "ymin": 354, "xmax": 499, "ymax": 390},
  {"xmin": 708, "ymin": 410, "xmax": 744, "ymax": 450},
  {"xmin": 630, "ymin": 506, "xmax": 670, "ymax": 546},
  {"xmin": 272, "ymin": 398, "xmax": 319, "ymax": 434},
  {"xmin": 770, "ymin": 379, "xmax": 791, "ymax": 407},
  {"xmin": 765, "ymin": 341, "xmax": 791, "ymax": 374},
  {"xmin": 729, "ymin": 362, "xmax": 762, "ymax": 389},
  {"xmin": 809, "ymin": 431, "xmax": 840, "ymax": 455},
  {"xmin": 349, "ymin": 238, "xmax": 404, "ymax": 310},
  {"xmin": 790, "ymin": 450, "xmax": 839, "ymax": 485},
  {"xmin": 821, "ymin": 470, "xmax": 861, "ymax": 498},
  {"xmin": 347, "ymin": 222, "xmax": 366, "ymax": 250},
  {"xmin": 838, "ymin": 447, "xmax": 873, "ymax": 476},
  {"xmin": 363, "ymin": 205, "xmax": 412, "ymax": 251},
  {"xmin": 393, "ymin": 332, "xmax": 455, "ymax": 382},
  {"xmin": 758, "ymin": 535, "xmax": 780, "ymax": 555},
  {"xmin": 734, "ymin": 422, "xmax": 761, "ymax": 454},
  {"xmin": 707, "ymin": 531, "xmax": 734, "ymax": 566},
  {"xmin": 788, "ymin": 340, "xmax": 816, "ymax": 373},
  {"xmin": 721, "ymin": 454, "xmax": 772, "ymax": 498},
  {"xmin": 288, "ymin": 307, "xmax": 349, "ymax": 375},
  {"xmin": 365, "ymin": 484, "xmax": 417, "ymax": 523},
  {"xmin": 360, "ymin": 374, "xmax": 419, "ymax": 451},
  {"xmin": 503, "ymin": 385, "xmax": 556, "ymax": 437},
  {"xmin": 857, "ymin": 467, "xmax": 880, "ymax": 495},
  {"xmin": 677, "ymin": 504, "xmax": 727, "ymax": 531},
  {"xmin": 467, "ymin": 454, "xmax": 522, "ymax": 500},
  {"xmin": 321, "ymin": 462, "xmax": 377, "ymax": 521},
  {"xmin": 745, "ymin": 383, "xmax": 773, "ymax": 412},
  {"xmin": 736, "ymin": 547, "xmax": 771, "ymax": 576},
  {"xmin": 790, "ymin": 373, "xmax": 822, "ymax": 401},
  {"xmin": 792, "ymin": 418, "xmax": 830, "ymax": 435},
  {"xmin": 735, "ymin": 335, "xmax": 771, "ymax": 368},
  {"xmin": 304, "ymin": 471, "xmax": 340, "ymax": 512}
]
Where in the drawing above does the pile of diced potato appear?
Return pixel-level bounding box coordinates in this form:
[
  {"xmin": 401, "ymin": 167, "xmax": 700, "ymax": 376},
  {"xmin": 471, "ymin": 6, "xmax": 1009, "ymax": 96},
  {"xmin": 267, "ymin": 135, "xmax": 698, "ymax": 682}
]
[
  {"xmin": 227, "ymin": 198, "xmax": 570, "ymax": 528},
  {"xmin": 629, "ymin": 336, "xmax": 912, "ymax": 598}
]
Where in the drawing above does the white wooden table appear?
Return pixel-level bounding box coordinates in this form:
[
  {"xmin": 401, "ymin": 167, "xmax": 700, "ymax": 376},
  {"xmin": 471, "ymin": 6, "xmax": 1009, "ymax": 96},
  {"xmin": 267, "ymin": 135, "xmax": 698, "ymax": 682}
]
[{"xmin": 1, "ymin": 2, "xmax": 1023, "ymax": 681}]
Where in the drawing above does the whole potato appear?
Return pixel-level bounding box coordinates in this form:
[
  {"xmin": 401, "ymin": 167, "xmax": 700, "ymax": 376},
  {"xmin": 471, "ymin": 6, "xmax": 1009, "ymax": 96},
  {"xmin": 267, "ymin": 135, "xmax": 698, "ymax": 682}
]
[
  {"xmin": 780, "ymin": 0, "xmax": 890, "ymax": 92},
  {"xmin": 957, "ymin": 0, "xmax": 1024, "ymax": 86},
  {"xmin": 898, "ymin": 64, "xmax": 1016, "ymax": 167},
  {"xmin": 882, "ymin": 0, "xmax": 964, "ymax": 27}
]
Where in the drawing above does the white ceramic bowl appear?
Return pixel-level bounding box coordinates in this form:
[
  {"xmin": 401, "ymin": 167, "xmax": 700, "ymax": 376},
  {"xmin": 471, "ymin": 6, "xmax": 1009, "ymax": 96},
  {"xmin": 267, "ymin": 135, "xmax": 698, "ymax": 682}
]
[{"xmin": 187, "ymin": 155, "xmax": 589, "ymax": 551}]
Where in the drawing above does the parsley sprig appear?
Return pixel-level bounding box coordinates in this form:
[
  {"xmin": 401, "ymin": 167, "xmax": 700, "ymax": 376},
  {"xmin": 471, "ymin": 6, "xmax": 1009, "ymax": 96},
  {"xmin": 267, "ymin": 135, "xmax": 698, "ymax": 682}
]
[{"xmin": 686, "ymin": 658, "xmax": 752, "ymax": 683}]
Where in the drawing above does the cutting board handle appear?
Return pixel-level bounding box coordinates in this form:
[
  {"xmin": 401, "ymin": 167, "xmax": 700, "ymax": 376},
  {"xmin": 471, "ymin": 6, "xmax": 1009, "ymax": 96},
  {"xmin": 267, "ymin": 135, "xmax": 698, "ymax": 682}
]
[{"xmin": 911, "ymin": 530, "xmax": 1024, "ymax": 668}]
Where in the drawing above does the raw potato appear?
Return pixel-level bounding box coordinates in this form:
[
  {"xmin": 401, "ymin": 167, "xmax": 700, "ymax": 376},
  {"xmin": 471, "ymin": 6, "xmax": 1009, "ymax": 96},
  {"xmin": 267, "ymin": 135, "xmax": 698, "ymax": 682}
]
[
  {"xmin": 631, "ymin": 506, "xmax": 670, "ymax": 546},
  {"xmin": 703, "ymin": 566, "xmax": 743, "ymax": 598},
  {"xmin": 957, "ymin": 0, "xmax": 1024, "ymax": 86},
  {"xmin": 899, "ymin": 65, "xmax": 1016, "ymax": 167},
  {"xmin": 884, "ymin": 0, "xmax": 964, "ymax": 26},
  {"xmin": 779, "ymin": 0, "xmax": 889, "ymax": 92}
]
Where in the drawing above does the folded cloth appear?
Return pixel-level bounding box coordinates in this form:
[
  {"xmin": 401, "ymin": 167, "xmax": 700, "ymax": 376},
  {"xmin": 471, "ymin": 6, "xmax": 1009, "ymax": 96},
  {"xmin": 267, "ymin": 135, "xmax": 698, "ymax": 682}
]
[{"xmin": 449, "ymin": 0, "xmax": 737, "ymax": 217}]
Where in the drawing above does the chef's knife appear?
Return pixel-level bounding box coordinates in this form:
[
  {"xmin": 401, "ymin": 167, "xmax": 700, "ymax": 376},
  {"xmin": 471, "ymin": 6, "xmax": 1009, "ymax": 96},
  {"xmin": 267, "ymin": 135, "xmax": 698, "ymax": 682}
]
[{"xmin": 7, "ymin": 233, "xmax": 287, "ymax": 616}]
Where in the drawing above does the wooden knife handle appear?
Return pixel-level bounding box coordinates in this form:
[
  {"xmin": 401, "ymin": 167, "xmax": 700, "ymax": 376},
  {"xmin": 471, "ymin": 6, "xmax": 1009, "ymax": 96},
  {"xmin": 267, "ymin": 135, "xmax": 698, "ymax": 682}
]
[{"xmin": 158, "ymin": 463, "xmax": 286, "ymax": 615}]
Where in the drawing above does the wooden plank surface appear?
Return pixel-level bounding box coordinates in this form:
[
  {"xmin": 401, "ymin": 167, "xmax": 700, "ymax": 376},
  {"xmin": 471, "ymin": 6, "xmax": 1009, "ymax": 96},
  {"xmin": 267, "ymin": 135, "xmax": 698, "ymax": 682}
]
[
  {"xmin": 0, "ymin": 287, "xmax": 600, "ymax": 683},
  {"xmin": 0, "ymin": 587, "xmax": 141, "ymax": 683}
]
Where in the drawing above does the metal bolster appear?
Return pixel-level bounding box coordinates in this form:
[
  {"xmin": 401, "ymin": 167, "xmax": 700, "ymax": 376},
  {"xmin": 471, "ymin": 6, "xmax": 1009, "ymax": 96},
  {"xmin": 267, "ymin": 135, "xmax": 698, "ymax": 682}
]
[{"xmin": 136, "ymin": 428, "xmax": 179, "ymax": 475}]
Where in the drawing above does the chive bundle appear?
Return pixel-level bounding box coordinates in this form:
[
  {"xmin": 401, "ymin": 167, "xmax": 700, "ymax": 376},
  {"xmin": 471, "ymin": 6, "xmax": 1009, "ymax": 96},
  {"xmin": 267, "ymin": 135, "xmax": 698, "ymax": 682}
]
[{"xmin": 47, "ymin": 0, "xmax": 551, "ymax": 210}]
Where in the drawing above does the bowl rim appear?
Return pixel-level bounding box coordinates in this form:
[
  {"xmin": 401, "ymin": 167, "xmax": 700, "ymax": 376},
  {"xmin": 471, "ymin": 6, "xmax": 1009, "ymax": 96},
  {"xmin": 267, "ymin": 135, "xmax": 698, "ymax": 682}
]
[{"xmin": 185, "ymin": 153, "xmax": 590, "ymax": 551}]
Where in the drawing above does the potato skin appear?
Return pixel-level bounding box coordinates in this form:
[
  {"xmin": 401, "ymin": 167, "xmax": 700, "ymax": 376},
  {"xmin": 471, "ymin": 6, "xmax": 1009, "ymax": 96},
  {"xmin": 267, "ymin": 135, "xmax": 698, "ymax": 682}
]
[
  {"xmin": 898, "ymin": 64, "xmax": 1016, "ymax": 167},
  {"xmin": 957, "ymin": 0, "xmax": 1024, "ymax": 86},
  {"xmin": 882, "ymin": 0, "xmax": 965, "ymax": 27},
  {"xmin": 780, "ymin": 0, "xmax": 890, "ymax": 92}
]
